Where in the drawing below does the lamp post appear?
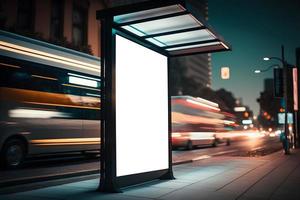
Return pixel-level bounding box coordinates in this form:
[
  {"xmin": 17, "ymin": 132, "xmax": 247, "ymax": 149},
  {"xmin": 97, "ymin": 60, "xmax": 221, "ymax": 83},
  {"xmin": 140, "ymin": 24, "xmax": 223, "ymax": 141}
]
[
  {"xmin": 254, "ymin": 64, "xmax": 281, "ymax": 143},
  {"xmin": 263, "ymin": 45, "xmax": 290, "ymax": 154}
]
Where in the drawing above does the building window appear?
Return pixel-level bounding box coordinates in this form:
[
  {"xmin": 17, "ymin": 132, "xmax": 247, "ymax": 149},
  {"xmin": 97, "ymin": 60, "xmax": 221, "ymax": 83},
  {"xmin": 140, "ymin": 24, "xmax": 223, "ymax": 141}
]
[
  {"xmin": 50, "ymin": 0, "xmax": 64, "ymax": 40},
  {"xmin": 17, "ymin": 0, "xmax": 35, "ymax": 31},
  {"xmin": 0, "ymin": 0, "xmax": 5, "ymax": 28},
  {"xmin": 72, "ymin": 1, "xmax": 88, "ymax": 47}
]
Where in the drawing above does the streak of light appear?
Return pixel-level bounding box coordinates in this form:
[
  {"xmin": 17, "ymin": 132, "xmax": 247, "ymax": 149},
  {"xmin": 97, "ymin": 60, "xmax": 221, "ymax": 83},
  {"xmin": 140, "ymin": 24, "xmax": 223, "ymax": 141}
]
[
  {"xmin": 32, "ymin": 74, "xmax": 58, "ymax": 81},
  {"xmin": 0, "ymin": 62, "xmax": 21, "ymax": 68},
  {"xmin": 186, "ymin": 99, "xmax": 220, "ymax": 111},
  {"xmin": 9, "ymin": 108, "xmax": 69, "ymax": 118},
  {"xmin": 192, "ymin": 155, "xmax": 211, "ymax": 161},
  {"xmin": 0, "ymin": 41, "xmax": 100, "ymax": 73}
]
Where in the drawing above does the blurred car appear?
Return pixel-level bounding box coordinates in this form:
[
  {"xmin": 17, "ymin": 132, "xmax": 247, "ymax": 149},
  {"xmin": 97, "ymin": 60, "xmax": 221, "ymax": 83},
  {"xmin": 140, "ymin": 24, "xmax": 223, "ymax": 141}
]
[{"xmin": 171, "ymin": 96, "xmax": 232, "ymax": 150}]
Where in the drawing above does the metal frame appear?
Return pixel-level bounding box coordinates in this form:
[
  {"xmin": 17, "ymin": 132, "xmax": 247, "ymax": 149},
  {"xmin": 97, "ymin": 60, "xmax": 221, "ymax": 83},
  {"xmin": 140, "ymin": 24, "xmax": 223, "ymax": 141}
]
[
  {"xmin": 116, "ymin": 10, "xmax": 190, "ymax": 27},
  {"xmin": 97, "ymin": 0, "xmax": 230, "ymax": 57},
  {"xmin": 112, "ymin": 24, "xmax": 169, "ymax": 56},
  {"xmin": 97, "ymin": 0, "xmax": 230, "ymax": 192},
  {"xmin": 98, "ymin": 18, "xmax": 174, "ymax": 193},
  {"xmin": 142, "ymin": 26, "xmax": 206, "ymax": 39}
]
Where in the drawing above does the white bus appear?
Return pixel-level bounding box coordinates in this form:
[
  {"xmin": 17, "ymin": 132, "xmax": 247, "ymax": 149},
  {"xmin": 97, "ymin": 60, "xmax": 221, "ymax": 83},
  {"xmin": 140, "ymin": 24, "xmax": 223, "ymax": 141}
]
[{"xmin": 0, "ymin": 30, "xmax": 101, "ymax": 168}]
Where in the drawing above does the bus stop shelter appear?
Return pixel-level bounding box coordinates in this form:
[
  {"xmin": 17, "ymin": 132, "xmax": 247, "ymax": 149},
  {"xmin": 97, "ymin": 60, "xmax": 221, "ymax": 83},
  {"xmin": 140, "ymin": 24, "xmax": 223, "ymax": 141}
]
[{"xmin": 97, "ymin": 0, "xmax": 230, "ymax": 192}]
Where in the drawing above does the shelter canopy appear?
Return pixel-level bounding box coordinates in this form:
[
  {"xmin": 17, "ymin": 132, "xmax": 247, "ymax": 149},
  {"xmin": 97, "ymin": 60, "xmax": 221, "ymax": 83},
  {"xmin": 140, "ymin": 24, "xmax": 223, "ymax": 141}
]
[{"xmin": 97, "ymin": 0, "xmax": 230, "ymax": 57}]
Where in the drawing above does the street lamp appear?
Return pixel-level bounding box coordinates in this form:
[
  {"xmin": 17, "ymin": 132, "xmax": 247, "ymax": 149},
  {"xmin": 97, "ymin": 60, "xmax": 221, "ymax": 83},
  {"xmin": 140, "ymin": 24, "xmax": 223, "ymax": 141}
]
[
  {"xmin": 254, "ymin": 64, "xmax": 280, "ymax": 74},
  {"xmin": 264, "ymin": 56, "xmax": 283, "ymax": 62},
  {"xmin": 254, "ymin": 70, "xmax": 261, "ymax": 74},
  {"xmin": 263, "ymin": 46, "xmax": 290, "ymax": 154}
]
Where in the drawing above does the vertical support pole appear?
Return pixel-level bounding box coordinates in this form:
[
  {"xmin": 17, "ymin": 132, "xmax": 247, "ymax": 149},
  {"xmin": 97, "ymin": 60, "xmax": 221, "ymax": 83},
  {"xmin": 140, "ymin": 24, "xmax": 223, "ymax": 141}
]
[
  {"xmin": 282, "ymin": 45, "xmax": 290, "ymax": 154},
  {"xmin": 297, "ymin": 49, "xmax": 300, "ymax": 147},
  {"xmin": 294, "ymin": 112, "xmax": 297, "ymax": 148},
  {"xmin": 98, "ymin": 17, "xmax": 121, "ymax": 193},
  {"xmin": 160, "ymin": 58, "xmax": 175, "ymax": 180}
]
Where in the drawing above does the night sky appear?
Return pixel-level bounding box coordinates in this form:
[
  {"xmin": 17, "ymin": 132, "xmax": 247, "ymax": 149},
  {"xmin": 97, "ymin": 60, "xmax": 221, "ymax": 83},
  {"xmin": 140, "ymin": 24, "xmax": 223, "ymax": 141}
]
[{"xmin": 208, "ymin": 0, "xmax": 300, "ymax": 115}]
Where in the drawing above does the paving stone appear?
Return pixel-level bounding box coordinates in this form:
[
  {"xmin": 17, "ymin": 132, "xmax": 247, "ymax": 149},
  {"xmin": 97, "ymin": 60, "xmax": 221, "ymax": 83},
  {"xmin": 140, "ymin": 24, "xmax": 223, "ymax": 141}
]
[{"xmin": 2, "ymin": 149, "xmax": 300, "ymax": 200}]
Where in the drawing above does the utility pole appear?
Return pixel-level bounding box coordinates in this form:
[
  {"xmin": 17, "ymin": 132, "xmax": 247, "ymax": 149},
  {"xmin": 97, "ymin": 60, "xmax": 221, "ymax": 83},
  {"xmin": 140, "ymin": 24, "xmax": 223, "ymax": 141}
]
[
  {"xmin": 282, "ymin": 45, "xmax": 290, "ymax": 154},
  {"xmin": 296, "ymin": 48, "xmax": 300, "ymax": 147},
  {"xmin": 261, "ymin": 46, "xmax": 294, "ymax": 154}
]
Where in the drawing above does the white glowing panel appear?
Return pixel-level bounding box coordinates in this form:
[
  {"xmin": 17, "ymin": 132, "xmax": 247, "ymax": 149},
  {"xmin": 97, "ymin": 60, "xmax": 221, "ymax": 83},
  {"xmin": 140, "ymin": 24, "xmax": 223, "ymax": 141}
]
[
  {"xmin": 116, "ymin": 35, "xmax": 169, "ymax": 177},
  {"xmin": 69, "ymin": 76, "xmax": 98, "ymax": 88}
]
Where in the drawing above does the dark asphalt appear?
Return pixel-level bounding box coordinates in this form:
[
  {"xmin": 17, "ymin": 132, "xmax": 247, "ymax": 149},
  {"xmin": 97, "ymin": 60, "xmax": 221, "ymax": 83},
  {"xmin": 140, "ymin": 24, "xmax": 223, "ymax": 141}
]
[{"xmin": 0, "ymin": 135, "xmax": 282, "ymax": 192}]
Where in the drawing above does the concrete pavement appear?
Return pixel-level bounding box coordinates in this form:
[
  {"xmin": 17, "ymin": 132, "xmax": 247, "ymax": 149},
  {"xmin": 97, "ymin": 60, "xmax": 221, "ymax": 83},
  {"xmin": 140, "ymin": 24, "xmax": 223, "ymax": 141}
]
[{"xmin": 1, "ymin": 149, "xmax": 300, "ymax": 200}]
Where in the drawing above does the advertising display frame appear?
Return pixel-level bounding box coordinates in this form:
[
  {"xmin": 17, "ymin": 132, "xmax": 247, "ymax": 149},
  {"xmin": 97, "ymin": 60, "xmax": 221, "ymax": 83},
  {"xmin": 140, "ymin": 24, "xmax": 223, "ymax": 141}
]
[
  {"xmin": 97, "ymin": 0, "xmax": 230, "ymax": 192},
  {"xmin": 98, "ymin": 24, "xmax": 174, "ymax": 192},
  {"xmin": 115, "ymin": 34, "xmax": 169, "ymax": 178}
]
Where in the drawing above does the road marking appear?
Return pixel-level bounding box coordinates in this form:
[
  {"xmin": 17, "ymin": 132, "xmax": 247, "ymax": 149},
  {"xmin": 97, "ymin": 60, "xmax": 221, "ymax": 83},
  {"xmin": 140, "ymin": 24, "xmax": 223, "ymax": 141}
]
[
  {"xmin": 192, "ymin": 155, "xmax": 211, "ymax": 161},
  {"xmin": 175, "ymin": 149, "xmax": 240, "ymax": 165},
  {"xmin": 191, "ymin": 150, "xmax": 238, "ymax": 162},
  {"xmin": 211, "ymin": 150, "xmax": 238, "ymax": 156},
  {"xmin": 251, "ymin": 146, "xmax": 264, "ymax": 151}
]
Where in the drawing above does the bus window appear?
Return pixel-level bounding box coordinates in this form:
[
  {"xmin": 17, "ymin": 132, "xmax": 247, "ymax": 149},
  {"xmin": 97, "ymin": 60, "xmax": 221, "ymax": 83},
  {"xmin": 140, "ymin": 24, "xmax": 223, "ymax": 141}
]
[
  {"xmin": 0, "ymin": 67, "xmax": 31, "ymax": 89},
  {"xmin": 30, "ymin": 74, "xmax": 61, "ymax": 93}
]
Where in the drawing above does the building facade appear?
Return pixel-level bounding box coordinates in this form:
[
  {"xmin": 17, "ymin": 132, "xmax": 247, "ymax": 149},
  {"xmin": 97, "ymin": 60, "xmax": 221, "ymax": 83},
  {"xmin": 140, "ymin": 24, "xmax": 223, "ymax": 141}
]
[
  {"xmin": 0, "ymin": 0, "xmax": 105, "ymax": 57},
  {"xmin": 104, "ymin": 0, "xmax": 212, "ymax": 95},
  {"xmin": 169, "ymin": 0, "xmax": 212, "ymax": 95},
  {"xmin": 257, "ymin": 78, "xmax": 282, "ymax": 129},
  {"xmin": 1, "ymin": 0, "xmax": 212, "ymax": 93}
]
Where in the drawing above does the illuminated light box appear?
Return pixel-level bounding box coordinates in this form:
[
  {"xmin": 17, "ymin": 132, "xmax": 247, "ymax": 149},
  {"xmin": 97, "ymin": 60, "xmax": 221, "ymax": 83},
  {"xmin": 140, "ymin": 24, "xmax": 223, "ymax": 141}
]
[
  {"xmin": 278, "ymin": 113, "xmax": 294, "ymax": 124},
  {"xmin": 115, "ymin": 35, "xmax": 169, "ymax": 177}
]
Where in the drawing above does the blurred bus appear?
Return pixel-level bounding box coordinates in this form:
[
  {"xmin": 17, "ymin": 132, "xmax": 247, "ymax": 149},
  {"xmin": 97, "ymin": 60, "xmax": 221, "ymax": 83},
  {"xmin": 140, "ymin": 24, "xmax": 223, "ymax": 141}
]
[
  {"xmin": 0, "ymin": 30, "xmax": 101, "ymax": 168},
  {"xmin": 172, "ymin": 96, "xmax": 236, "ymax": 150}
]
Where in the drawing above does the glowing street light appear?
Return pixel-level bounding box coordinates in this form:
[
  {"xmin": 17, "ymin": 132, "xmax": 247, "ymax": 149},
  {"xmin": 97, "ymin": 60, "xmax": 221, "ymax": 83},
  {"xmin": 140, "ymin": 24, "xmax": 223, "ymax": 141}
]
[
  {"xmin": 253, "ymin": 64, "xmax": 279, "ymax": 74},
  {"xmin": 254, "ymin": 70, "xmax": 261, "ymax": 73}
]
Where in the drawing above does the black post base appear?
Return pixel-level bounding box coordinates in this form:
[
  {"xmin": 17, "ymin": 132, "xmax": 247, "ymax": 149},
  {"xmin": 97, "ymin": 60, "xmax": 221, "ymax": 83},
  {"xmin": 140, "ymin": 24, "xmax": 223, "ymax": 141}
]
[
  {"xmin": 98, "ymin": 182, "xmax": 123, "ymax": 193},
  {"xmin": 159, "ymin": 169, "xmax": 175, "ymax": 180}
]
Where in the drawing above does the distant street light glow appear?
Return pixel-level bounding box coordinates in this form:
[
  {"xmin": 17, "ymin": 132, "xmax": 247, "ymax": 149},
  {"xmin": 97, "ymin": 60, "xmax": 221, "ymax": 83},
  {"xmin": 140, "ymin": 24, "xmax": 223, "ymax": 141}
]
[
  {"xmin": 221, "ymin": 67, "xmax": 230, "ymax": 79},
  {"xmin": 254, "ymin": 70, "xmax": 261, "ymax": 73},
  {"xmin": 234, "ymin": 106, "xmax": 246, "ymax": 112},
  {"xmin": 242, "ymin": 119, "xmax": 253, "ymax": 125}
]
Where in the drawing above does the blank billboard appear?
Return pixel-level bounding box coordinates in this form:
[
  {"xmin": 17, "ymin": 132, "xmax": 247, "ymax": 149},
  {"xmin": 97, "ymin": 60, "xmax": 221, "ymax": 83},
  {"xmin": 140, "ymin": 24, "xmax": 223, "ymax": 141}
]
[{"xmin": 115, "ymin": 35, "xmax": 169, "ymax": 177}]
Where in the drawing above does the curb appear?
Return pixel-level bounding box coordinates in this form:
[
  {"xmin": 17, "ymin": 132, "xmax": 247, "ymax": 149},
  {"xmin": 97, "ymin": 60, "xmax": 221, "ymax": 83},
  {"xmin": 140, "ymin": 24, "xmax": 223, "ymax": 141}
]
[
  {"xmin": 0, "ymin": 169, "xmax": 100, "ymax": 189},
  {"xmin": 1, "ymin": 148, "xmax": 281, "ymax": 190},
  {"xmin": 0, "ymin": 160, "xmax": 193, "ymax": 190}
]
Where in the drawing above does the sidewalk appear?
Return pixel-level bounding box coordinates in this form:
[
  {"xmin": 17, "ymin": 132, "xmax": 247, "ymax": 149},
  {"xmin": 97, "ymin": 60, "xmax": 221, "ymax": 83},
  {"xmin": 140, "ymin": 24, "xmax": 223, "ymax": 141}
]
[{"xmin": 1, "ymin": 149, "xmax": 300, "ymax": 200}]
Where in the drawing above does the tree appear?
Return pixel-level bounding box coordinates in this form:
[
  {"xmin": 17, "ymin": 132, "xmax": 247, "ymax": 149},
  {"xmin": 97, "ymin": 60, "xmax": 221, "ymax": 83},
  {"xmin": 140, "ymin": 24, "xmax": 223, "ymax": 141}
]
[
  {"xmin": 257, "ymin": 91, "xmax": 281, "ymax": 129},
  {"xmin": 215, "ymin": 89, "xmax": 237, "ymax": 112}
]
